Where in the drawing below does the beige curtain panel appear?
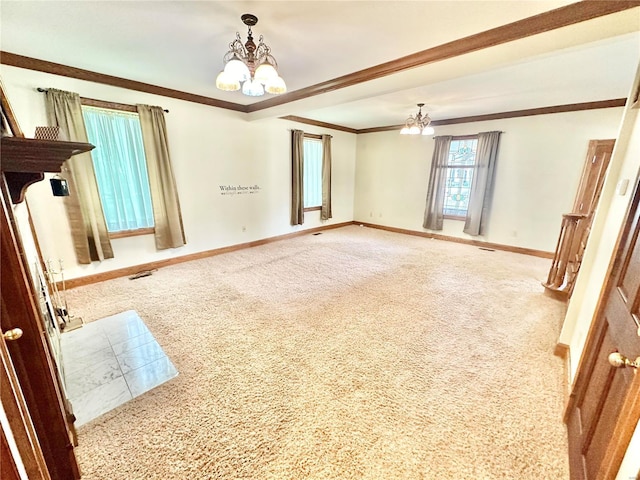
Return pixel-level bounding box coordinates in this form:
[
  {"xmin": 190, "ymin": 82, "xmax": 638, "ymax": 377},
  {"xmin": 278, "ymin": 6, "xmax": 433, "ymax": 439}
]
[
  {"xmin": 137, "ymin": 104, "xmax": 186, "ymax": 250},
  {"xmin": 45, "ymin": 89, "xmax": 114, "ymax": 264},
  {"xmin": 321, "ymin": 134, "xmax": 333, "ymax": 221},
  {"xmin": 291, "ymin": 129, "xmax": 305, "ymax": 225},
  {"xmin": 423, "ymin": 136, "xmax": 452, "ymax": 231},
  {"xmin": 463, "ymin": 131, "xmax": 502, "ymax": 236}
]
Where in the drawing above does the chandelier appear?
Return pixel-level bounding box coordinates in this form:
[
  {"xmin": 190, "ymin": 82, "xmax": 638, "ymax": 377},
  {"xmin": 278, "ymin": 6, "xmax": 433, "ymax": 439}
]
[
  {"xmin": 215, "ymin": 14, "xmax": 287, "ymax": 97},
  {"xmin": 400, "ymin": 103, "xmax": 434, "ymax": 135}
]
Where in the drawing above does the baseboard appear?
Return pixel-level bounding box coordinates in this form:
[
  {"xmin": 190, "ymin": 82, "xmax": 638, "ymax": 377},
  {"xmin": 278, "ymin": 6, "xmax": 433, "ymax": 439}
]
[
  {"xmin": 554, "ymin": 342, "xmax": 572, "ymax": 406},
  {"xmin": 61, "ymin": 220, "xmax": 553, "ymax": 289},
  {"xmin": 60, "ymin": 221, "xmax": 354, "ymax": 289},
  {"xmin": 356, "ymin": 222, "xmax": 554, "ymax": 259}
]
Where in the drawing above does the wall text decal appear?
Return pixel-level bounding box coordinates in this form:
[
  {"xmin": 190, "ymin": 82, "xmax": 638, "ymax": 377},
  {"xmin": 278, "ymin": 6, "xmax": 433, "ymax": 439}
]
[{"xmin": 219, "ymin": 184, "xmax": 261, "ymax": 196}]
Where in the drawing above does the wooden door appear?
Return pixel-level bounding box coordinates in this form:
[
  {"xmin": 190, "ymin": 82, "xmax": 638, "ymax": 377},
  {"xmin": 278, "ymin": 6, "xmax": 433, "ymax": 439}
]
[
  {"xmin": 1, "ymin": 329, "xmax": 50, "ymax": 480},
  {"xmin": 572, "ymin": 139, "xmax": 615, "ymax": 215},
  {"xmin": 0, "ymin": 177, "xmax": 80, "ymax": 480},
  {"xmin": 565, "ymin": 177, "xmax": 640, "ymax": 480}
]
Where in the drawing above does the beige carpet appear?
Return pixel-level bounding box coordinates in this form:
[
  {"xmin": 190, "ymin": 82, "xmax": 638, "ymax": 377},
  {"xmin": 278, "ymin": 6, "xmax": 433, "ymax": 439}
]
[{"xmin": 67, "ymin": 225, "xmax": 569, "ymax": 479}]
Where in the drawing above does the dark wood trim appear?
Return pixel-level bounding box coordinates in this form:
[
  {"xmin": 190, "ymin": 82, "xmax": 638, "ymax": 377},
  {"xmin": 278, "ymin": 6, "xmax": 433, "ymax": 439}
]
[
  {"xmin": 0, "ymin": 52, "xmax": 246, "ymax": 113},
  {"xmin": 3, "ymin": 3, "xmax": 636, "ymax": 120},
  {"xmin": 1, "ymin": 178, "xmax": 80, "ymax": 480},
  {"xmin": 248, "ymin": 2, "xmax": 640, "ymax": 112},
  {"xmin": 108, "ymin": 227, "xmax": 155, "ymax": 240},
  {"xmin": 1, "ymin": 137, "xmax": 94, "ymax": 203},
  {"xmin": 1, "ymin": 78, "xmax": 24, "ymax": 137},
  {"xmin": 80, "ymin": 97, "xmax": 137, "ymax": 113},
  {"xmin": 303, "ymin": 133, "xmax": 323, "ymax": 140},
  {"xmin": 59, "ymin": 222, "xmax": 353, "ymax": 289},
  {"xmin": 563, "ymin": 177, "xmax": 640, "ymax": 474},
  {"xmin": 431, "ymin": 99, "xmax": 628, "ymax": 126},
  {"xmin": 281, "ymin": 116, "xmax": 358, "ymax": 134},
  {"xmin": 357, "ymin": 221, "xmax": 555, "ymax": 259},
  {"xmin": 601, "ymin": 372, "xmax": 640, "ymax": 480},
  {"xmin": 358, "ymin": 99, "xmax": 627, "ymax": 134},
  {"xmin": 61, "ymin": 220, "xmax": 555, "ymax": 289},
  {"xmin": 1, "ymin": 331, "xmax": 50, "ymax": 480}
]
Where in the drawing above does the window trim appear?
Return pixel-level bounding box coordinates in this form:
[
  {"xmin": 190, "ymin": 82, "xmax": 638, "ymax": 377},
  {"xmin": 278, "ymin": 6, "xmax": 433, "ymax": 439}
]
[
  {"xmin": 443, "ymin": 134, "xmax": 478, "ymax": 220},
  {"xmin": 302, "ymin": 133, "xmax": 323, "ymax": 211},
  {"xmin": 81, "ymin": 102, "xmax": 155, "ymax": 235},
  {"xmin": 108, "ymin": 227, "xmax": 155, "ymax": 239}
]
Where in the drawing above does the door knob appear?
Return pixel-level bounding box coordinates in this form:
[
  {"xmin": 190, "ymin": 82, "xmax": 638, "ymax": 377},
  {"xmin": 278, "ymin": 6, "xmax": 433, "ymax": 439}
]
[
  {"xmin": 608, "ymin": 352, "xmax": 640, "ymax": 370},
  {"xmin": 3, "ymin": 328, "xmax": 23, "ymax": 341}
]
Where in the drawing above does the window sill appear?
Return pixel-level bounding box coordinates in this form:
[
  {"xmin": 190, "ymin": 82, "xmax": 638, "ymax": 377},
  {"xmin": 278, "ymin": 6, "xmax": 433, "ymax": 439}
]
[
  {"xmin": 108, "ymin": 227, "xmax": 155, "ymax": 239},
  {"xmin": 443, "ymin": 215, "xmax": 466, "ymax": 221},
  {"xmin": 304, "ymin": 206, "xmax": 321, "ymax": 212}
]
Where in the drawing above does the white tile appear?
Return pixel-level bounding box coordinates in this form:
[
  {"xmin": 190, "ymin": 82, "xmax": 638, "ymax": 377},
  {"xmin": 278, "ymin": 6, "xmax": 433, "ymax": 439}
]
[
  {"xmin": 116, "ymin": 340, "xmax": 167, "ymax": 374},
  {"xmin": 65, "ymin": 355, "xmax": 123, "ymax": 399},
  {"xmin": 97, "ymin": 310, "xmax": 145, "ymax": 334},
  {"xmin": 124, "ymin": 356, "xmax": 178, "ymax": 398},
  {"xmin": 62, "ymin": 345, "xmax": 116, "ymax": 375},
  {"xmin": 104, "ymin": 320, "xmax": 150, "ymax": 346},
  {"xmin": 71, "ymin": 376, "xmax": 132, "ymax": 427},
  {"xmin": 61, "ymin": 328, "xmax": 111, "ymax": 356},
  {"xmin": 111, "ymin": 331, "xmax": 156, "ymax": 356}
]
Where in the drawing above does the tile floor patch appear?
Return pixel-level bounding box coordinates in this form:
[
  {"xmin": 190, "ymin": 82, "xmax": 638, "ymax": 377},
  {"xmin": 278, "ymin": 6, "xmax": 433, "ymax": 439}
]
[{"xmin": 60, "ymin": 310, "xmax": 178, "ymax": 427}]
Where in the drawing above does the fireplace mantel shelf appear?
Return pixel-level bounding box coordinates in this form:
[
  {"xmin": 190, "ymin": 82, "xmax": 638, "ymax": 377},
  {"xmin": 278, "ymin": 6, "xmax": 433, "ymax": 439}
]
[{"xmin": 0, "ymin": 136, "xmax": 94, "ymax": 203}]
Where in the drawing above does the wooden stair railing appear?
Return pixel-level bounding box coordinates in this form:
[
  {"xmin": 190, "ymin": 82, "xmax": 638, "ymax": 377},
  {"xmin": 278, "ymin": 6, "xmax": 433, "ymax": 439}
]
[{"xmin": 543, "ymin": 213, "xmax": 588, "ymax": 296}]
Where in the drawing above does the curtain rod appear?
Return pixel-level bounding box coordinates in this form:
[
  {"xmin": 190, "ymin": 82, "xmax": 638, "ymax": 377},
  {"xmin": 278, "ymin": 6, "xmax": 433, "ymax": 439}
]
[{"xmin": 36, "ymin": 88, "xmax": 169, "ymax": 113}]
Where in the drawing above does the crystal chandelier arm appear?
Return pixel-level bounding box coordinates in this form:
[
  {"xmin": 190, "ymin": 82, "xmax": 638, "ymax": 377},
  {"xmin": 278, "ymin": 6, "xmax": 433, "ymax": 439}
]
[
  {"xmin": 254, "ymin": 37, "xmax": 279, "ymax": 69},
  {"xmin": 221, "ymin": 33, "xmax": 248, "ymax": 63}
]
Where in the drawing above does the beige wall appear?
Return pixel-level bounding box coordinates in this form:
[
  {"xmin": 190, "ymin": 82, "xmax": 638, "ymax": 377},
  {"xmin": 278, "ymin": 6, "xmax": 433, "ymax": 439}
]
[
  {"xmin": 2, "ymin": 59, "xmax": 639, "ymax": 480},
  {"xmin": 354, "ymin": 109, "xmax": 624, "ymax": 253},
  {"xmin": 1, "ymin": 65, "xmax": 357, "ymax": 280},
  {"xmin": 560, "ymin": 64, "xmax": 640, "ymax": 382}
]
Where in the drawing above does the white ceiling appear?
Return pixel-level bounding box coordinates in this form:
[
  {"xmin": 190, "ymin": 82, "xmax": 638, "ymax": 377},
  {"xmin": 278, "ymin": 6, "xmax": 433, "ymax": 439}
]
[{"xmin": 2, "ymin": 1, "xmax": 639, "ymax": 130}]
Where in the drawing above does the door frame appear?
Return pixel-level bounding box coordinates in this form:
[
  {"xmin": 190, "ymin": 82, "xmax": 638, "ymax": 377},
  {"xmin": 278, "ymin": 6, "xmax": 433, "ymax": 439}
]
[
  {"xmin": 565, "ymin": 176, "xmax": 640, "ymax": 478},
  {"xmin": 1, "ymin": 331, "xmax": 50, "ymax": 480}
]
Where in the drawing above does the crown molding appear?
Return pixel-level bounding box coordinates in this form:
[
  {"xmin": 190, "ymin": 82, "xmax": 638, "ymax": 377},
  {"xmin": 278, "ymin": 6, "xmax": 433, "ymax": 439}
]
[
  {"xmin": 355, "ymin": 99, "xmax": 628, "ymax": 134},
  {"xmin": 2, "ymin": 2, "xmax": 637, "ymax": 119},
  {"xmin": 279, "ymin": 116, "xmax": 358, "ymax": 134},
  {"xmin": 0, "ymin": 52, "xmax": 247, "ymax": 113},
  {"xmin": 247, "ymin": 1, "xmax": 640, "ymax": 112}
]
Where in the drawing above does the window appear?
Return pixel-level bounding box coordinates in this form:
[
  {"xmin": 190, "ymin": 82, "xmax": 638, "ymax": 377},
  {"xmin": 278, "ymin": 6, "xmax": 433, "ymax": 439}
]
[
  {"xmin": 82, "ymin": 106, "xmax": 154, "ymax": 235},
  {"xmin": 443, "ymin": 136, "xmax": 478, "ymax": 218},
  {"xmin": 303, "ymin": 136, "xmax": 322, "ymax": 210}
]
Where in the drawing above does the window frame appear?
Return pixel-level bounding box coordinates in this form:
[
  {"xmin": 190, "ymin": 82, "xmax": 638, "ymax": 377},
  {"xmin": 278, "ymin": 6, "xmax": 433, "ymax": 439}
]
[
  {"xmin": 302, "ymin": 133, "xmax": 323, "ymax": 212},
  {"xmin": 443, "ymin": 134, "xmax": 478, "ymax": 221},
  {"xmin": 81, "ymin": 98, "xmax": 156, "ymax": 239}
]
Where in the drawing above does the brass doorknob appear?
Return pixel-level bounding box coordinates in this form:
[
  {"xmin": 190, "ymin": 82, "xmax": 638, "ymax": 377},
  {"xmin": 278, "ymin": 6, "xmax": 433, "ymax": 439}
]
[
  {"xmin": 3, "ymin": 328, "xmax": 23, "ymax": 341},
  {"xmin": 608, "ymin": 352, "xmax": 640, "ymax": 370}
]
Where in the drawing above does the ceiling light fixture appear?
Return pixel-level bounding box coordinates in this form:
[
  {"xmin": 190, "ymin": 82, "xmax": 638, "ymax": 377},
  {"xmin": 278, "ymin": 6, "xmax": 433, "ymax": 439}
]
[
  {"xmin": 400, "ymin": 103, "xmax": 434, "ymax": 135},
  {"xmin": 215, "ymin": 14, "xmax": 286, "ymax": 97}
]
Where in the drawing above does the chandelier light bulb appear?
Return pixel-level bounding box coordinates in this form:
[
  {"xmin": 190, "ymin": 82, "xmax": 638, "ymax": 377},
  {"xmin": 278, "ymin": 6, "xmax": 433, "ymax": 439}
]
[
  {"xmin": 422, "ymin": 126, "xmax": 435, "ymax": 135},
  {"xmin": 265, "ymin": 76, "xmax": 287, "ymax": 94},
  {"xmin": 223, "ymin": 56, "xmax": 250, "ymax": 82},
  {"xmin": 215, "ymin": 71, "xmax": 241, "ymax": 91},
  {"xmin": 242, "ymin": 78, "xmax": 265, "ymax": 96},
  {"xmin": 255, "ymin": 61, "xmax": 278, "ymax": 84},
  {"xmin": 216, "ymin": 14, "xmax": 287, "ymax": 97}
]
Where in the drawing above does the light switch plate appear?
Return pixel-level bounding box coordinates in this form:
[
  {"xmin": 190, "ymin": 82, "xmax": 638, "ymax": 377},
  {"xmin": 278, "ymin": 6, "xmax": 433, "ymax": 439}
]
[{"xmin": 617, "ymin": 178, "xmax": 630, "ymax": 196}]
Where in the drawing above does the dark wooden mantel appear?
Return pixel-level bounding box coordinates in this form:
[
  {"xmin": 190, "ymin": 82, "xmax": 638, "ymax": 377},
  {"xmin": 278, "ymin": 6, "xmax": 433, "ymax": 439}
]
[{"xmin": 0, "ymin": 136, "xmax": 94, "ymax": 203}]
